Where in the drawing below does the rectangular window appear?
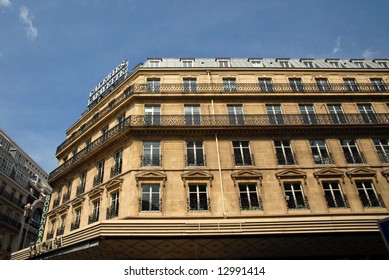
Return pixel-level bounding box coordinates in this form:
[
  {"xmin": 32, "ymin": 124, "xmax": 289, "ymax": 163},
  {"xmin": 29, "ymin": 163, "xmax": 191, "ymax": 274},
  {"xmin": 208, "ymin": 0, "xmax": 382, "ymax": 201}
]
[
  {"xmin": 182, "ymin": 60, "xmax": 193, "ymax": 67},
  {"xmin": 144, "ymin": 105, "xmax": 160, "ymax": 125},
  {"xmin": 370, "ymin": 78, "xmax": 387, "ymax": 92},
  {"xmin": 223, "ymin": 78, "xmax": 237, "ymax": 92},
  {"xmin": 327, "ymin": 104, "xmax": 347, "ymax": 124},
  {"xmin": 279, "ymin": 60, "xmax": 291, "ymax": 68},
  {"xmin": 258, "ymin": 78, "xmax": 273, "ymax": 92},
  {"xmin": 239, "ymin": 184, "xmax": 261, "ymax": 210},
  {"xmin": 117, "ymin": 114, "xmax": 125, "ymax": 131},
  {"xmin": 289, "ymin": 78, "xmax": 304, "ymax": 92},
  {"xmin": 71, "ymin": 208, "xmax": 81, "ymax": 230},
  {"xmin": 94, "ymin": 160, "xmax": 105, "ymax": 186},
  {"xmin": 142, "ymin": 142, "xmax": 160, "ymax": 166},
  {"xmin": 218, "ymin": 60, "xmax": 230, "ymax": 67},
  {"xmin": 183, "ymin": 78, "xmax": 197, "ymax": 92},
  {"xmin": 188, "ymin": 184, "xmax": 208, "ymax": 211},
  {"xmin": 57, "ymin": 215, "xmax": 66, "ymax": 235},
  {"xmin": 146, "ymin": 78, "xmax": 160, "ymax": 92},
  {"xmin": 89, "ymin": 199, "xmax": 100, "ymax": 224},
  {"xmin": 250, "ymin": 60, "xmax": 262, "ymax": 67},
  {"xmin": 356, "ymin": 181, "xmax": 383, "ymax": 207},
  {"xmin": 343, "ymin": 78, "xmax": 359, "ymax": 92},
  {"xmin": 303, "ymin": 61, "xmax": 316, "ymax": 68},
  {"xmin": 233, "ymin": 141, "xmax": 253, "ymax": 166},
  {"xmin": 310, "ymin": 140, "xmax": 333, "ymax": 164},
  {"xmin": 358, "ymin": 104, "xmax": 377, "ymax": 123},
  {"xmin": 227, "ymin": 105, "xmax": 244, "ymax": 125},
  {"xmin": 341, "ymin": 140, "xmax": 364, "ymax": 164},
  {"xmin": 315, "ymin": 78, "xmax": 331, "ymax": 92},
  {"xmin": 184, "ymin": 105, "xmax": 200, "ymax": 125},
  {"xmin": 149, "ymin": 60, "xmax": 160, "ymax": 67},
  {"xmin": 77, "ymin": 171, "xmax": 87, "ymax": 195},
  {"xmin": 101, "ymin": 126, "xmax": 108, "ymax": 142},
  {"xmin": 186, "ymin": 141, "xmax": 205, "ymax": 166},
  {"xmin": 266, "ymin": 105, "xmax": 283, "ymax": 125},
  {"xmin": 284, "ymin": 182, "xmax": 307, "ymax": 209},
  {"xmin": 299, "ymin": 105, "xmax": 318, "ymax": 124},
  {"xmin": 107, "ymin": 191, "xmax": 119, "ymax": 219},
  {"xmin": 322, "ymin": 181, "xmax": 347, "ymax": 208},
  {"xmin": 111, "ymin": 149, "xmax": 123, "ymax": 177},
  {"xmin": 373, "ymin": 139, "xmax": 389, "ymax": 163},
  {"xmin": 141, "ymin": 184, "xmax": 160, "ymax": 211},
  {"xmin": 275, "ymin": 140, "xmax": 296, "ymax": 165}
]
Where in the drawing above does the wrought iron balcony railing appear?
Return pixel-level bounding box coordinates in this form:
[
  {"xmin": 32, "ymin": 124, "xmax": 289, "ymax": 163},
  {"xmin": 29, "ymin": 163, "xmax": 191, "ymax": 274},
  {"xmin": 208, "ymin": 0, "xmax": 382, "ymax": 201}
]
[
  {"xmin": 276, "ymin": 152, "xmax": 298, "ymax": 165},
  {"xmin": 0, "ymin": 188, "xmax": 25, "ymax": 208},
  {"xmin": 88, "ymin": 213, "xmax": 99, "ymax": 224},
  {"xmin": 234, "ymin": 153, "xmax": 255, "ymax": 166},
  {"xmin": 93, "ymin": 175, "xmax": 104, "ymax": 187},
  {"xmin": 46, "ymin": 231, "xmax": 54, "ymax": 240},
  {"xmin": 56, "ymin": 81, "xmax": 389, "ymax": 155},
  {"xmin": 62, "ymin": 192, "xmax": 71, "ymax": 203},
  {"xmin": 129, "ymin": 82, "xmax": 389, "ymax": 94},
  {"xmin": 286, "ymin": 195, "xmax": 310, "ymax": 210},
  {"xmin": 106, "ymin": 204, "xmax": 119, "ymax": 219},
  {"xmin": 76, "ymin": 184, "xmax": 85, "ymax": 196},
  {"xmin": 377, "ymin": 151, "xmax": 389, "ymax": 164},
  {"xmin": 110, "ymin": 164, "xmax": 122, "ymax": 178},
  {"xmin": 359, "ymin": 193, "xmax": 385, "ymax": 208},
  {"xmin": 53, "ymin": 198, "xmax": 60, "ymax": 208},
  {"xmin": 240, "ymin": 196, "xmax": 263, "ymax": 211},
  {"xmin": 188, "ymin": 197, "xmax": 210, "ymax": 211},
  {"xmin": 0, "ymin": 213, "xmax": 22, "ymax": 230},
  {"xmin": 56, "ymin": 226, "xmax": 64, "ymax": 236},
  {"xmin": 49, "ymin": 113, "xmax": 389, "ymax": 181},
  {"xmin": 70, "ymin": 219, "xmax": 80, "ymax": 231},
  {"xmin": 325, "ymin": 194, "xmax": 350, "ymax": 208}
]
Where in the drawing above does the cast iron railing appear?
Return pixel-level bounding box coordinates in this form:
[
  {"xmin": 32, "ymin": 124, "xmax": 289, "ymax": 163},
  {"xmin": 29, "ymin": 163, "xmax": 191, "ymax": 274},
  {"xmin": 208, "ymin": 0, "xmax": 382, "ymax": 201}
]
[
  {"xmin": 49, "ymin": 113, "xmax": 389, "ymax": 180},
  {"xmin": 55, "ymin": 81, "xmax": 389, "ymax": 154}
]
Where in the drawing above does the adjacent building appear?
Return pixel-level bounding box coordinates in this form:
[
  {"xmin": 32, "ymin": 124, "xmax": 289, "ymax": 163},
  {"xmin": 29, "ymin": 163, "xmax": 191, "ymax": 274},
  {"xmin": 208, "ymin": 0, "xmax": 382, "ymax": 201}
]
[
  {"xmin": 12, "ymin": 57, "xmax": 389, "ymax": 259},
  {"xmin": 0, "ymin": 129, "xmax": 51, "ymax": 259}
]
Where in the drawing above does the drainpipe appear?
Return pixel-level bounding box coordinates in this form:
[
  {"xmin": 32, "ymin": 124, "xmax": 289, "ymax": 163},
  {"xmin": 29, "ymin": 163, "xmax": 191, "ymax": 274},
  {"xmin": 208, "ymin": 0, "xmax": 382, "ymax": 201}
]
[{"xmin": 211, "ymin": 97, "xmax": 227, "ymax": 218}]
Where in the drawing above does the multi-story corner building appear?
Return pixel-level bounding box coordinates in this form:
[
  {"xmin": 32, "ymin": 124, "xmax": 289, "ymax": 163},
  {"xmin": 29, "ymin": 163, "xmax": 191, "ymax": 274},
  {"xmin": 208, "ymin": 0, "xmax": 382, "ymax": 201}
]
[
  {"xmin": 0, "ymin": 129, "xmax": 51, "ymax": 259},
  {"xmin": 12, "ymin": 57, "xmax": 389, "ymax": 260}
]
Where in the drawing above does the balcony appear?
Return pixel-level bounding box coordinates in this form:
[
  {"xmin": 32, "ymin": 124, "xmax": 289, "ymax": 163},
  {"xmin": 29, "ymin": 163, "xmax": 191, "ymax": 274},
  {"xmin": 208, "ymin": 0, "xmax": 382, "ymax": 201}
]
[
  {"xmin": 93, "ymin": 175, "xmax": 103, "ymax": 187},
  {"xmin": 70, "ymin": 219, "xmax": 80, "ymax": 231},
  {"xmin": 56, "ymin": 226, "xmax": 64, "ymax": 236},
  {"xmin": 110, "ymin": 164, "xmax": 122, "ymax": 178},
  {"xmin": 106, "ymin": 204, "xmax": 119, "ymax": 219},
  {"xmin": 141, "ymin": 155, "xmax": 161, "ymax": 167},
  {"xmin": 53, "ymin": 198, "xmax": 60, "ymax": 208},
  {"xmin": 0, "ymin": 189, "xmax": 25, "ymax": 208},
  {"xmin": 129, "ymin": 82, "xmax": 389, "ymax": 94},
  {"xmin": 49, "ymin": 113, "xmax": 389, "ymax": 181},
  {"xmin": 55, "ymin": 81, "xmax": 389, "ymax": 155},
  {"xmin": 76, "ymin": 184, "xmax": 85, "ymax": 196},
  {"xmin": 46, "ymin": 231, "xmax": 54, "ymax": 240},
  {"xmin": 0, "ymin": 213, "xmax": 21, "ymax": 230},
  {"xmin": 62, "ymin": 192, "xmax": 71, "ymax": 203},
  {"xmin": 276, "ymin": 153, "xmax": 298, "ymax": 165},
  {"xmin": 88, "ymin": 213, "xmax": 99, "ymax": 224}
]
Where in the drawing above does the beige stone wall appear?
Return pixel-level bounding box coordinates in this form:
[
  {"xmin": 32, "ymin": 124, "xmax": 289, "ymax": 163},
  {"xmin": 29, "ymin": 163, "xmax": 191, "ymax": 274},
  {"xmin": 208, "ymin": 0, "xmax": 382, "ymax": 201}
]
[{"xmin": 45, "ymin": 66, "xmax": 389, "ymax": 243}]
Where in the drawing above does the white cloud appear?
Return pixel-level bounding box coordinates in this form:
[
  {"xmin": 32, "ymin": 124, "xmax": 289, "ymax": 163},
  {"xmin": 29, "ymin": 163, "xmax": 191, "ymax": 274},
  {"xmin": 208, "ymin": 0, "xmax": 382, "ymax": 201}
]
[
  {"xmin": 0, "ymin": 0, "xmax": 12, "ymax": 7},
  {"xmin": 19, "ymin": 6, "xmax": 38, "ymax": 40},
  {"xmin": 362, "ymin": 48, "xmax": 376, "ymax": 59},
  {"xmin": 332, "ymin": 36, "xmax": 341, "ymax": 54}
]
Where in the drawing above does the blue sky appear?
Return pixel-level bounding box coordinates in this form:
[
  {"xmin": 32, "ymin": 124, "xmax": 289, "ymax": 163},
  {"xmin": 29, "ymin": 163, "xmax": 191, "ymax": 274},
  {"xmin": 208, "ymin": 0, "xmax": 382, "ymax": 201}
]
[{"xmin": 1, "ymin": 0, "xmax": 389, "ymax": 173}]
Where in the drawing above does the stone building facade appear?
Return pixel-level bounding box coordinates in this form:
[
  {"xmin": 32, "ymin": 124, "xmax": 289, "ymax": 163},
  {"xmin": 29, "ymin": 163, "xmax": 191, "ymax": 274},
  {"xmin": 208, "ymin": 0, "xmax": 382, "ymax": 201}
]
[{"xmin": 12, "ymin": 57, "xmax": 389, "ymax": 259}]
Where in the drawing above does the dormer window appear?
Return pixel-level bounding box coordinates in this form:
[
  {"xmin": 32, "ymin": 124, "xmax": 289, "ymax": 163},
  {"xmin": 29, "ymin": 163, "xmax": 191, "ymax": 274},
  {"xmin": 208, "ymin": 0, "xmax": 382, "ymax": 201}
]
[
  {"xmin": 373, "ymin": 59, "xmax": 389, "ymax": 68},
  {"xmin": 181, "ymin": 59, "xmax": 194, "ymax": 67},
  {"xmin": 351, "ymin": 60, "xmax": 370, "ymax": 68},
  {"xmin": 301, "ymin": 60, "xmax": 316, "ymax": 68},
  {"xmin": 148, "ymin": 59, "xmax": 161, "ymax": 67},
  {"xmin": 277, "ymin": 59, "xmax": 291, "ymax": 68},
  {"xmin": 249, "ymin": 60, "xmax": 263, "ymax": 67},
  {"xmin": 217, "ymin": 59, "xmax": 230, "ymax": 67}
]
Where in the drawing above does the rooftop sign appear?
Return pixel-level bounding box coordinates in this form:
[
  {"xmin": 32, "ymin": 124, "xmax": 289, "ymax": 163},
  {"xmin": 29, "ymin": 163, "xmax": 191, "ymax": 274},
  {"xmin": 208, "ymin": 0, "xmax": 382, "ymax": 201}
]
[{"xmin": 88, "ymin": 60, "xmax": 128, "ymax": 109}]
